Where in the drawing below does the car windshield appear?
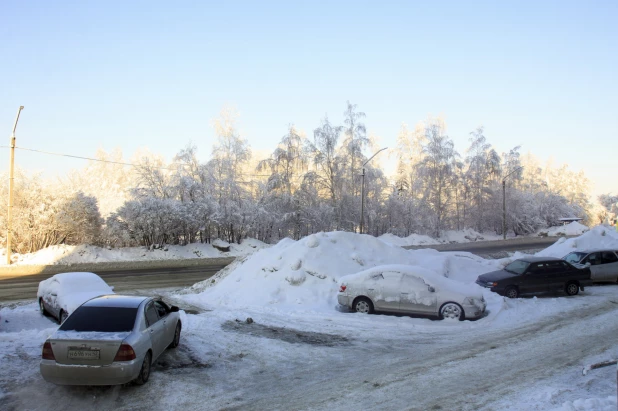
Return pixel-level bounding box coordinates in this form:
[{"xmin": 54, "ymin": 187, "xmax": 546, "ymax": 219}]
[
  {"xmin": 59, "ymin": 306, "xmax": 138, "ymax": 332},
  {"xmin": 504, "ymin": 260, "xmax": 530, "ymax": 275},
  {"xmin": 563, "ymin": 252, "xmax": 586, "ymax": 264}
]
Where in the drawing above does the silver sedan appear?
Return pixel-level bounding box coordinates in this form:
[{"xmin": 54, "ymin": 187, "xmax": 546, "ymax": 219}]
[
  {"xmin": 40, "ymin": 295, "xmax": 182, "ymax": 386},
  {"xmin": 337, "ymin": 264, "xmax": 486, "ymax": 320}
]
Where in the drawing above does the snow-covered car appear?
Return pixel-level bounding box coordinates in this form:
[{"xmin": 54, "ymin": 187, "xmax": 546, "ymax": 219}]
[
  {"xmin": 563, "ymin": 249, "xmax": 618, "ymax": 283},
  {"xmin": 40, "ymin": 295, "xmax": 181, "ymax": 386},
  {"xmin": 37, "ymin": 272, "xmax": 115, "ymax": 323},
  {"xmin": 337, "ymin": 264, "xmax": 486, "ymax": 320}
]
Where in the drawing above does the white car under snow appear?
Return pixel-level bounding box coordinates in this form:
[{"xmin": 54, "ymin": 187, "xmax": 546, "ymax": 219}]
[
  {"xmin": 337, "ymin": 264, "xmax": 486, "ymax": 320},
  {"xmin": 37, "ymin": 272, "xmax": 115, "ymax": 323}
]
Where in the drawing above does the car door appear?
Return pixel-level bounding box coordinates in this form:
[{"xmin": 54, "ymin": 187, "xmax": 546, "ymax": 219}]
[
  {"xmin": 372, "ymin": 271, "xmax": 402, "ymax": 312},
  {"xmin": 46, "ymin": 279, "xmax": 61, "ymax": 319},
  {"xmin": 154, "ymin": 300, "xmax": 175, "ymax": 345},
  {"xmin": 600, "ymin": 251, "xmax": 618, "ymax": 281},
  {"xmin": 520, "ymin": 263, "xmax": 550, "ymax": 294},
  {"xmin": 582, "ymin": 252, "xmax": 603, "ymax": 281},
  {"xmin": 544, "ymin": 261, "xmax": 571, "ymax": 293},
  {"xmin": 144, "ymin": 301, "xmax": 167, "ymax": 359},
  {"xmin": 399, "ymin": 274, "xmax": 438, "ymax": 315}
]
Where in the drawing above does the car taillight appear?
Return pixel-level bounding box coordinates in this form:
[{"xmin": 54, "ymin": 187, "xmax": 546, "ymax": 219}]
[
  {"xmin": 42, "ymin": 341, "xmax": 55, "ymax": 360},
  {"xmin": 113, "ymin": 344, "xmax": 136, "ymax": 361},
  {"xmin": 339, "ymin": 285, "xmax": 347, "ymax": 292}
]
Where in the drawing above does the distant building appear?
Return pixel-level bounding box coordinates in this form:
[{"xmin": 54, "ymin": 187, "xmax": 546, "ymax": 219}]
[{"xmin": 558, "ymin": 217, "xmax": 583, "ymax": 226}]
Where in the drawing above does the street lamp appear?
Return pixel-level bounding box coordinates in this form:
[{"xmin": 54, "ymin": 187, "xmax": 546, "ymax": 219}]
[
  {"xmin": 6, "ymin": 106, "xmax": 24, "ymax": 265},
  {"xmin": 360, "ymin": 147, "xmax": 387, "ymax": 234},
  {"xmin": 502, "ymin": 166, "xmax": 523, "ymax": 240}
]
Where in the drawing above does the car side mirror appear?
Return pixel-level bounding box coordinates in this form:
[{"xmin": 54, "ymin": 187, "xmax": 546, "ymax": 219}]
[
  {"xmin": 428, "ymin": 286, "xmax": 435, "ymax": 293},
  {"xmin": 170, "ymin": 305, "xmax": 179, "ymax": 312},
  {"xmin": 585, "ymin": 262, "xmax": 591, "ymax": 267}
]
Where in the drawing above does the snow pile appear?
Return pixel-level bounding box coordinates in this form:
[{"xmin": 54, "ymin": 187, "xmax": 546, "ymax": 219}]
[
  {"xmin": 1, "ymin": 238, "xmax": 268, "ymax": 266},
  {"xmin": 438, "ymin": 227, "xmax": 497, "ymax": 243},
  {"xmin": 542, "ymin": 221, "xmax": 590, "ymax": 237},
  {"xmin": 536, "ymin": 225, "xmax": 618, "ymax": 258},
  {"xmin": 182, "ymin": 231, "xmax": 501, "ymax": 312},
  {"xmin": 378, "ymin": 228, "xmax": 498, "ymax": 246},
  {"xmin": 377, "ymin": 233, "xmax": 439, "ymax": 246}
]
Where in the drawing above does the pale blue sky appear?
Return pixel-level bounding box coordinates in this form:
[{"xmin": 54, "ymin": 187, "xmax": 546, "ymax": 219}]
[{"xmin": 1, "ymin": 0, "xmax": 616, "ymax": 195}]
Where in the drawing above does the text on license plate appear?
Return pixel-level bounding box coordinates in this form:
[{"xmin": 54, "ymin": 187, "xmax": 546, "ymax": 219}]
[{"xmin": 68, "ymin": 349, "xmax": 100, "ymax": 360}]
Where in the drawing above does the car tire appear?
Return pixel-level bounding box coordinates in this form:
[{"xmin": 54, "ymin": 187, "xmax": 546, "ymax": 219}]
[
  {"xmin": 439, "ymin": 302, "xmax": 464, "ymax": 321},
  {"xmin": 134, "ymin": 351, "xmax": 152, "ymax": 385},
  {"xmin": 565, "ymin": 282, "xmax": 579, "ymax": 296},
  {"xmin": 59, "ymin": 310, "xmax": 68, "ymax": 324},
  {"xmin": 353, "ymin": 297, "xmax": 374, "ymax": 314},
  {"xmin": 504, "ymin": 286, "xmax": 519, "ymax": 299},
  {"xmin": 39, "ymin": 299, "xmax": 48, "ymax": 316},
  {"xmin": 169, "ymin": 322, "xmax": 181, "ymax": 349}
]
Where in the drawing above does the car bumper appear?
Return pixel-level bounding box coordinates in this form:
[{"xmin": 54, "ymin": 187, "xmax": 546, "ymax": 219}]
[
  {"xmin": 337, "ymin": 294, "xmax": 351, "ymax": 307},
  {"xmin": 462, "ymin": 303, "xmax": 486, "ymax": 320},
  {"xmin": 40, "ymin": 359, "xmax": 141, "ymax": 385}
]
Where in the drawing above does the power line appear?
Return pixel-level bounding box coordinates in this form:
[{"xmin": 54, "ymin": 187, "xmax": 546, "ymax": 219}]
[
  {"xmin": 0, "ymin": 145, "xmax": 279, "ymax": 177},
  {"xmin": 0, "ymin": 145, "xmax": 177, "ymax": 171}
]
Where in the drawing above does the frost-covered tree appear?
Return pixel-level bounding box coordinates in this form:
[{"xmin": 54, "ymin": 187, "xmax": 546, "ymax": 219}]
[
  {"xmin": 0, "ymin": 171, "xmax": 102, "ymax": 253},
  {"xmin": 416, "ymin": 120, "xmax": 461, "ymax": 237},
  {"xmin": 464, "ymin": 127, "xmax": 501, "ymax": 232}
]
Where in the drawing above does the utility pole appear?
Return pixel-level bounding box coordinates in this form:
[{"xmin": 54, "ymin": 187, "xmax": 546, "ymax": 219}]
[
  {"xmin": 360, "ymin": 147, "xmax": 387, "ymax": 234},
  {"xmin": 6, "ymin": 106, "xmax": 24, "ymax": 265},
  {"xmin": 502, "ymin": 166, "xmax": 523, "ymax": 240}
]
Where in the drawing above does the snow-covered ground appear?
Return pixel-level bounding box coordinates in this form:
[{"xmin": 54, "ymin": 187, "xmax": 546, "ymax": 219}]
[
  {"xmin": 1, "ymin": 225, "xmax": 617, "ymax": 410},
  {"xmin": 0, "ymin": 238, "xmax": 267, "ymax": 266},
  {"xmin": 377, "ymin": 222, "xmax": 589, "ymax": 247},
  {"xmin": 1, "ymin": 222, "xmax": 590, "ymax": 266}
]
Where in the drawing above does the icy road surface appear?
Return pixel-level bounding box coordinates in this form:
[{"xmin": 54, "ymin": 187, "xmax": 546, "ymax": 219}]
[{"xmin": 1, "ymin": 286, "xmax": 617, "ymax": 411}]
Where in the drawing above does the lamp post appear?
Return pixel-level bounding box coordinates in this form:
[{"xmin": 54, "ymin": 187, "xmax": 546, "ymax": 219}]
[
  {"xmin": 6, "ymin": 106, "xmax": 24, "ymax": 265},
  {"xmin": 360, "ymin": 147, "xmax": 387, "ymax": 234},
  {"xmin": 502, "ymin": 166, "xmax": 523, "ymax": 240}
]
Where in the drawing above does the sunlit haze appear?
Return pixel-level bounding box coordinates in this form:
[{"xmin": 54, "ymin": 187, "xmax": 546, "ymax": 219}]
[{"xmin": 1, "ymin": 1, "xmax": 616, "ymax": 196}]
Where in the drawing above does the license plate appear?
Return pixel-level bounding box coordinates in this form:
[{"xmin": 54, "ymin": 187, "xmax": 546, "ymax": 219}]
[{"xmin": 68, "ymin": 349, "xmax": 100, "ymax": 360}]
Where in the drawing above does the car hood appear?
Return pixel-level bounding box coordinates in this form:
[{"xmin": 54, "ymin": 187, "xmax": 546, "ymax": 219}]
[{"xmin": 478, "ymin": 269, "xmax": 517, "ymax": 282}]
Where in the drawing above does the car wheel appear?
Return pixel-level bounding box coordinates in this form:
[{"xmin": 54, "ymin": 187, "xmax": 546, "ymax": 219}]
[
  {"xmin": 504, "ymin": 286, "xmax": 519, "ymax": 299},
  {"xmin": 169, "ymin": 322, "xmax": 181, "ymax": 349},
  {"xmin": 59, "ymin": 310, "xmax": 68, "ymax": 324},
  {"xmin": 565, "ymin": 282, "xmax": 579, "ymax": 296},
  {"xmin": 134, "ymin": 351, "xmax": 152, "ymax": 385},
  {"xmin": 353, "ymin": 297, "xmax": 374, "ymax": 314},
  {"xmin": 39, "ymin": 299, "xmax": 48, "ymax": 316},
  {"xmin": 440, "ymin": 302, "xmax": 463, "ymax": 321}
]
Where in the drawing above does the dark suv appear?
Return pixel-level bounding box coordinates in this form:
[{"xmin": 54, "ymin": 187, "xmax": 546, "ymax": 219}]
[{"xmin": 476, "ymin": 257, "xmax": 592, "ymax": 298}]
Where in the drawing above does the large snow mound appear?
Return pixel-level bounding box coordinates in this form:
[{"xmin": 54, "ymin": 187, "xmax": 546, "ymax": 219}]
[
  {"xmin": 536, "ymin": 225, "xmax": 618, "ymax": 258},
  {"xmin": 182, "ymin": 231, "xmax": 502, "ymax": 313}
]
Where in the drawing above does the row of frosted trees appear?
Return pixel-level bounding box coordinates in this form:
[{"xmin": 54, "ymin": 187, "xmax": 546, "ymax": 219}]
[{"xmin": 0, "ymin": 103, "xmax": 601, "ymax": 252}]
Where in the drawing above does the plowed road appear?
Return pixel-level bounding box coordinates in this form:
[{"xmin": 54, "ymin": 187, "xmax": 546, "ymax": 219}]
[{"xmin": 0, "ymin": 264, "xmax": 227, "ymax": 302}]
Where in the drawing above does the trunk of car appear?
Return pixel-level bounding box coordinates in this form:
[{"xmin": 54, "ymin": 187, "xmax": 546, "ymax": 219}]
[{"xmin": 49, "ymin": 338, "xmax": 124, "ymax": 366}]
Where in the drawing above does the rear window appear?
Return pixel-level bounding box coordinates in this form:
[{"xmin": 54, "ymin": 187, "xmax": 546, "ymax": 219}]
[{"xmin": 59, "ymin": 306, "xmax": 138, "ymax": 332}]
